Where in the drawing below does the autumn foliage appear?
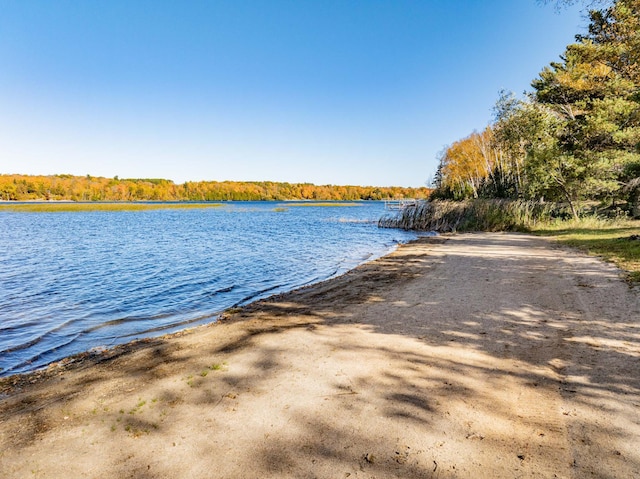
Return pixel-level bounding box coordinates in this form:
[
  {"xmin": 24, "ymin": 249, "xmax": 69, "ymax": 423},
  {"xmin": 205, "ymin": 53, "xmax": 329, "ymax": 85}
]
[
  {"xmin": 433, "ymin": 0, "xmax": 640, "ymax": 217},
  {"xmin": 0, "ymin": 174, "xmax": 431, "ymax": 202},
  {"xmin": 435, "ymin": 128, "xmax": 502, "ymax": 200}
]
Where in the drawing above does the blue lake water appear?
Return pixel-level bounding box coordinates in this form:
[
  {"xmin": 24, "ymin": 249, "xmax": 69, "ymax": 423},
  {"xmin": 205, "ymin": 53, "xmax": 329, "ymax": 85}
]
[{"xmin": 0, "ymin": 202, "xmax": 418, "ymax": 376}]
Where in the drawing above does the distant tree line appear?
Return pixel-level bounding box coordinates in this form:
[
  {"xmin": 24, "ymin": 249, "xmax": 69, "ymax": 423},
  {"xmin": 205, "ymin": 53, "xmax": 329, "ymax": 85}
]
[
  {"xmin": 432, "ymin": 0, "xmax": 640, "ymax": 218},
  {"xmin": 0, "ymin": 174, "xmax": 431, "ymax": 202}
]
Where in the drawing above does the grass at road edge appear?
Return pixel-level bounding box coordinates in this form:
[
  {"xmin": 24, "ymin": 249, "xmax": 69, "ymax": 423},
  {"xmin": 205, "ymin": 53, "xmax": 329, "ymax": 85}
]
[{"xmin": 532, "ymin": 218, "xmax": 640, "ymax": 283}]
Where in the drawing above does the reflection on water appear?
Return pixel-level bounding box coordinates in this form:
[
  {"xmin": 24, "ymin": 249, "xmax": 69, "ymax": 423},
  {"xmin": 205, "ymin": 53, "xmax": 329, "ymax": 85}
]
[{"xmin": 0, "ymin": 202, "xmax": 418, "ymax": 375}]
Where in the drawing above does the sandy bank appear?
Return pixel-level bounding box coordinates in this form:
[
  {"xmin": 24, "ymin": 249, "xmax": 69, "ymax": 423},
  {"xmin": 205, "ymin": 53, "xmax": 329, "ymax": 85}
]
[{"xmin": 1, "ymin": 233, "xmax": 639, "ymax": 478}]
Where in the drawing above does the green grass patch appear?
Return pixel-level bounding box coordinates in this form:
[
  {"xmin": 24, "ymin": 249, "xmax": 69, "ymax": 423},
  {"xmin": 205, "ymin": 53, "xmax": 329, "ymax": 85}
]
[
  {"xmin": 0, "ymin": 202, "xmax": 224, "ymax": 213},
  {"xmin": 209, "ymin": 362, "xmax": 227, "ymax": 371},
  {"xmin": 532, "ymin": 218, "xmax": 640, "ymax": 282}
]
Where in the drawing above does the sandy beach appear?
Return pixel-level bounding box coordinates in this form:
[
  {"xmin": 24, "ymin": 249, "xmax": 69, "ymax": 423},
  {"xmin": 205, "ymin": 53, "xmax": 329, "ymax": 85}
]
[{"xmin": 1, "ymin": 232, "xmax": 639, "ymax": 478}]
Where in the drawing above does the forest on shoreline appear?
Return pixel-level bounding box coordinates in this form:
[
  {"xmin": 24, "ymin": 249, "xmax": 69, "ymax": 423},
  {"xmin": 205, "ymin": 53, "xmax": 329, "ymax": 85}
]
[
  {"xmin": 432, "ymin": 0, "xmax": 640, "ymax": 219},
  {"xmin": 0, "ymin": 174, "xmax": 431, "ymax": 202}
]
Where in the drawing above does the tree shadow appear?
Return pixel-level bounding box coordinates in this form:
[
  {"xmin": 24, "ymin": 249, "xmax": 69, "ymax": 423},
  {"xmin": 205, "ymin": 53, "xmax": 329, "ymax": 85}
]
[{"xmin": 1, "ymin": 234, "xmax": 639, "ymax": 478}]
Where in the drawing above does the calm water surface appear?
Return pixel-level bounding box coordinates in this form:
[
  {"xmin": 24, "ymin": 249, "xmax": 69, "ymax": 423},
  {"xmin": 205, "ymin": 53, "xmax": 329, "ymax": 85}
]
[{"xmin": 0, "ymin": 202, "xmax": 418, "ymax": 375}]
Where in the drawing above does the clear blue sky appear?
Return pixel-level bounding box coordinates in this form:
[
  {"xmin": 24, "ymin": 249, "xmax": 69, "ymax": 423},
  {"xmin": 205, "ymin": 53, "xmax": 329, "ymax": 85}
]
[{"xmin": 0, "ymin": 1, "xmax": 585, "ymax": 187}]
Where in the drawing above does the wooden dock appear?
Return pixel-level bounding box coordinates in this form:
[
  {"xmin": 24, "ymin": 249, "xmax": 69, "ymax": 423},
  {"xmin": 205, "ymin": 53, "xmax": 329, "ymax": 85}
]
[{"xmin": 384, "ymin": 199, "xmax": 420, "ymax": 210}]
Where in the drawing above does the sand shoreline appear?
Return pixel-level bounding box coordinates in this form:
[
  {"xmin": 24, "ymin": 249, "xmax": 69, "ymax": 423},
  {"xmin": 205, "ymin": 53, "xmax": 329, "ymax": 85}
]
[
  {"xmin": 0, "ymin": 233, "xmax": 420, "ymax": 385},
  {"xmin": 2, "ymin": 232, "xmax": 639, "ymax": 478}
]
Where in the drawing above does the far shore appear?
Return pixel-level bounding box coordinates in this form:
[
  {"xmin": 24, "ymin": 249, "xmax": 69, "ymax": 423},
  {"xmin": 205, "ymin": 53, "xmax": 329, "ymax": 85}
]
[
  {"xmin": 0, "ymin": 201, "xmax": 226, "ymax": 212},
  {"xmin": 0, "ymin": 200, "xmax": 371, "ymax": 213},
  {"xmin": 1, "ymin": 233, "xmax": 639, "ymax": 478}
]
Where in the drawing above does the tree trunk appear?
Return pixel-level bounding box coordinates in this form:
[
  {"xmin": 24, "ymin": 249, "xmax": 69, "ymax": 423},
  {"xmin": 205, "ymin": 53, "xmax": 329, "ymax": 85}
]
[
  {"xmin": 559, "ymin": 183, "xmax": 579, "ymax": 220},
  {"xmin": 630, "ymin": 184, "xmax": 640, "ymax": 218}
]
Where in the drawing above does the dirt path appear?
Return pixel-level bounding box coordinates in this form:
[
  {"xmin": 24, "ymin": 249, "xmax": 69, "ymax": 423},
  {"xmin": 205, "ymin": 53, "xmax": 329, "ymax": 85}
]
[{"xmin": 1, "ymin": 233, "xmax": 639, "ymax": 478}]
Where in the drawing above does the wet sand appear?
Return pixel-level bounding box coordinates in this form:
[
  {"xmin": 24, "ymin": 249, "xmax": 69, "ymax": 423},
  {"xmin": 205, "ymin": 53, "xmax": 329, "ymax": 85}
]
[{"xmin": 1, "ymin": 232, "xmax": 639, "ymax": 478}]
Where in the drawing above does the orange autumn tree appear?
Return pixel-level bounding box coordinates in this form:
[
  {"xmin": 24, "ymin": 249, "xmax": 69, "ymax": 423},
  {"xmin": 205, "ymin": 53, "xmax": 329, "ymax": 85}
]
[{"xmin": 435, "ymin": 128, "xmax": 502, "ymax": 199}]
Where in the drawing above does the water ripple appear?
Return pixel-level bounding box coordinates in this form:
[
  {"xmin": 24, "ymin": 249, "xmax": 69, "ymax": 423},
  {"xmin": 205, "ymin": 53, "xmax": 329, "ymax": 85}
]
[{"xmin": 0, "ymin": 202, "xmax": 418, "ymax": 375}]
